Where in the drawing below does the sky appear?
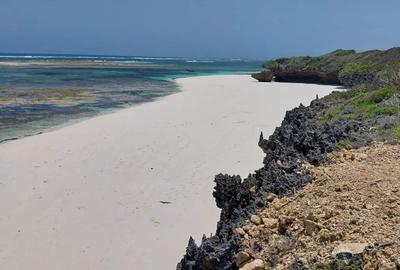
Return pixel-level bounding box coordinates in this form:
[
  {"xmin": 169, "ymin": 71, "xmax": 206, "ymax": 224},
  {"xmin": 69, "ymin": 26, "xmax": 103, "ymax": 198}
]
[{"xmin": 0, "ymin": 0, "xmax": 399, "ymax": 59}]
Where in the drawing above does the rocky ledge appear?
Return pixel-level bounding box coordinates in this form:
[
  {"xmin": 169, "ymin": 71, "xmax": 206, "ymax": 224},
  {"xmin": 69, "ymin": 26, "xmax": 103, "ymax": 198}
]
[
  {"xmin": 251, "ymin": 70, "xmax": 274, "ymax": 82},
  {"xmin": 177, "ymin": 49, "xmax": 400, "ymax": 270}
]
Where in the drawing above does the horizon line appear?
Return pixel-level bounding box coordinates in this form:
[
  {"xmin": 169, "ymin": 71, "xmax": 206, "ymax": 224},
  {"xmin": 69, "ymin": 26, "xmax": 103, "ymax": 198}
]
[{"xmin": 0, "ymin": 51, "xmax": 264, "ymax": 62}]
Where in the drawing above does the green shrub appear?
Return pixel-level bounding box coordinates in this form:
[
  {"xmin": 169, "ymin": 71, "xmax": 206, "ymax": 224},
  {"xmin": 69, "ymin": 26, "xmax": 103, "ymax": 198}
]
[
  {"xmin": 356, "ymin": 102, "xmax": 399, "ymax": 117},
  {"xmin": 329, "ymin": 49, "xmax": 356, "ymax": 56},
  {"xmin": 337, "ymin": 139, "xmax": 351, "ymax": 150},
  {"xmin": 376, "ymin": 65, "xmax": 400, "ymax": 86},
  {"xmin": 265, "ymin": 60, "xmax": 280, "ymax": 69},
  {"xmin": 347, "ymin": 112, "xmax": 359, "ymax": 120},
  {"xmin": 364, "ymin": 87, "xmax": 396, "ymax": 103},
  {"xmin": 392, "ymin": 126, "xmax": 400, "ymax": 139},
  {"xmin": 331, "ymin": 88, "xmax": 362, "ymax": 100},
  {"xmin": 340, "ymin": 62, "xmax": 373, "ymax": 77},
  {"xmin": 306, "ymin": 57, "xmax": 324, "ymax": 68},
  {"xmin": 350, "ymin": 87, "xmax": 400, "ymax": 118},
  {"xmin": 319, "ymin": 107, "xmax": 343, "ymax": 124}
]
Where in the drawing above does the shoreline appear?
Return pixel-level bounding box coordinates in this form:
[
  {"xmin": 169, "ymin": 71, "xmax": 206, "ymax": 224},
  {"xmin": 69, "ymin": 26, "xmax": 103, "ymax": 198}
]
[
  {"xmin": 0, "ymin": 75, "xmax": 338, "ymax": 269},
  {"xmin": 0, "ymin": 73, "xmax": 255, "ymax": 145},
  {"xmin": 0, "ymin": 84, "xmax": 181, "ymax": 145}
]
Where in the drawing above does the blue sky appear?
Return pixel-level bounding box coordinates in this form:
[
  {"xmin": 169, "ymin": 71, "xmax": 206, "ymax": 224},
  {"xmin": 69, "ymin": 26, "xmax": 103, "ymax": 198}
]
[{"xmin": 0, "ymin": 0, "xmax": 399, "ymax": 59}]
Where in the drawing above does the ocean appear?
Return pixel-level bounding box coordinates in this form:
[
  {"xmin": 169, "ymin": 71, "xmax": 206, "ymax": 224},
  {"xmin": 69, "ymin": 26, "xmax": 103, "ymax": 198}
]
[{"xmin": 0, "ymin": 54, "xmax": 261, "ymax": 142}]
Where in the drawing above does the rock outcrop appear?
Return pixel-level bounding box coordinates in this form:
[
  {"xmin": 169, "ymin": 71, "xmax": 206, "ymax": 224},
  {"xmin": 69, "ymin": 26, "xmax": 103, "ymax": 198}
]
[{"xmin": 251, "ymin": 69, "xmax": 273, "ymax": 82}]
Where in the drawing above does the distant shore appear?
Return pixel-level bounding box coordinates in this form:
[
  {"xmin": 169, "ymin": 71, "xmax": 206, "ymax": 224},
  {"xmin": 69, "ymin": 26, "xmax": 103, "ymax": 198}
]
[{"xmin": 0, "ymin": 75, "xmax": 337, "ymax": 270}]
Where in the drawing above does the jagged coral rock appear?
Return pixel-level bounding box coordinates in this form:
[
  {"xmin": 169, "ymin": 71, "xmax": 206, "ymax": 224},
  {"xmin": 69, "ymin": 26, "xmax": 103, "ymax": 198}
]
[{"xmin": 235, "ymin": 251, "xmax": 251, "ymax": 267}]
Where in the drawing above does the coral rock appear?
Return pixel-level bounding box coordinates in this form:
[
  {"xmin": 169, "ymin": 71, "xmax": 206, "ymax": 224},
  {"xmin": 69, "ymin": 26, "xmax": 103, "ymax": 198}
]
[
  {"xmin": 303, "ymin": 219, "xmax": 322, "ymax": 235},
  {"xmin": 235, "ymin": 228, "xmax": 246, "ymax": 236},
  {"xmin": 262, "ymin": 218, "xmax": 278, "ymax": 229},
  {"xmin": 266, "ymin": 193, "xmax": 277, "ymax": 202},
  {"xmin": 236, "ymin": 251, "xmax": 251, "ymax": 267},
  {"xmin": 250, "ymin": 215, "xmax": 262, "ymax": 225},
  {"xmin": 239, "ymin": 259, "xmax": 265, "ymax": 270},
  {"xmin": 332, "ymin": 242, "xmax": 369, "ymax": 257}
]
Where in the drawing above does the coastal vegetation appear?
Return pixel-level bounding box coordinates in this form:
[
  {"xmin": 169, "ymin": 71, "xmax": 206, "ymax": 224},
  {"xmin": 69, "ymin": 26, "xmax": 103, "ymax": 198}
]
[{"xmin": 392, "ymin": 126, "xmax": 400, "ymax": 139}]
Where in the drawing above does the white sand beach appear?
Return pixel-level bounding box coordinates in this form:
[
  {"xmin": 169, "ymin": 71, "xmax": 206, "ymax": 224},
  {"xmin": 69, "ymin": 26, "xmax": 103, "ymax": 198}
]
[{"xmin": 0, "ymin": 75, "xmax": 338, "ymax": 270}]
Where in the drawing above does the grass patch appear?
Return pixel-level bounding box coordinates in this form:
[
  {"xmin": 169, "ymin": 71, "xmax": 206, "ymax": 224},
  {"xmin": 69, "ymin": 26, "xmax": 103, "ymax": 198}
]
[
  {"xmin": 337, "ymin": 139, "xmax": 351, "ymax": 150},
  {"xmin": 265, "ymin": 60, "xmax": 280, "ymax": 69},
  {"xmin": 329, "ymin": 49, "xmax": 356, "ymax": 57},
  {"xmin": 328, "ymin": 87, "xmax": 365, "ymax": 101},
  {"xmin": 319, "ymin": 106, "xmax": 343, "ymax": 124},
  {"xmin": 347, "ymin": 112, "xmax": 359, "ymax": 120},
  {"xmin": 340, "ymin": 62, "xmax": 373, "ymax": 77},
  {"xmin": 364, "ymin": 87, "xmax": 396, "ymax": 103},
  {"xmin": 321, "ymin": 87, "xmax": 399, "ymax": 123},
  {"xmin": 363, "ymin": 103, "xmax": 399, "ymax": 117},
  {"xmin": 306, "ymin": 57, "xmax": 324, "ymax": 68},
  {"xmin": 351, "ymin": 87, "xmax": 400, "ymax": 118},
  {"xmin": 392, "ymin": 126, "xmax": 400, "ymax": 139}
]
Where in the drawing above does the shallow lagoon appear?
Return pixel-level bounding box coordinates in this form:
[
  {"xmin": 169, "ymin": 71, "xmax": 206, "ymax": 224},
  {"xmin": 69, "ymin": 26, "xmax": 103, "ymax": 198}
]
[{"xmin": 0, "ymin": 55, "xmax": 261, "ymax": 142}]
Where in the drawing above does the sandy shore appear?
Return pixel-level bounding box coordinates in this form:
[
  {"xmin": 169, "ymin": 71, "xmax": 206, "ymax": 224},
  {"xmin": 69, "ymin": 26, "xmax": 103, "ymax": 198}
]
[{"xmin": 0, "ymin": 75, "xmax": 338, "ymax": 270}]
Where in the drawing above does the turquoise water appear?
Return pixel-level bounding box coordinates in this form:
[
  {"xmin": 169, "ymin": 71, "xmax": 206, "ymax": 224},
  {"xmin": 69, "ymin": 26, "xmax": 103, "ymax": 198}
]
[{"xmin": 0, "ymin": 54, "xmax": 261, "ymax": 142}]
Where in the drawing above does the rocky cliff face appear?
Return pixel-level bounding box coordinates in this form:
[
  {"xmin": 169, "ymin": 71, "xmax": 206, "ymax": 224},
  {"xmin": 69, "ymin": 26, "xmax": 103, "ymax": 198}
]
[
  {"xmin": 251, "ymin": 70, "xmax": 273, "ymax": 82},
  {"xmin": 178, "ymin": 48, "xmax": 400, "ymax": 270},
  {"xmin": 273, "ymin": 70, "xmax": 340, "ymax": 85}
]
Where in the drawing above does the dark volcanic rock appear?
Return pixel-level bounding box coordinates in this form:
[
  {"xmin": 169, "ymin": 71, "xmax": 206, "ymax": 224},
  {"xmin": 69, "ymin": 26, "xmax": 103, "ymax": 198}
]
[
  {"xmin": 177, "ymin": 236, "xmax": 239, "ymax": 270},
  {"xmin": 251, "ymin": 69, "xmax": 273, "ymax": 82},
  {"xmin": 338, "ymin": 66, "xmax": 378, "ymax": 88}
]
